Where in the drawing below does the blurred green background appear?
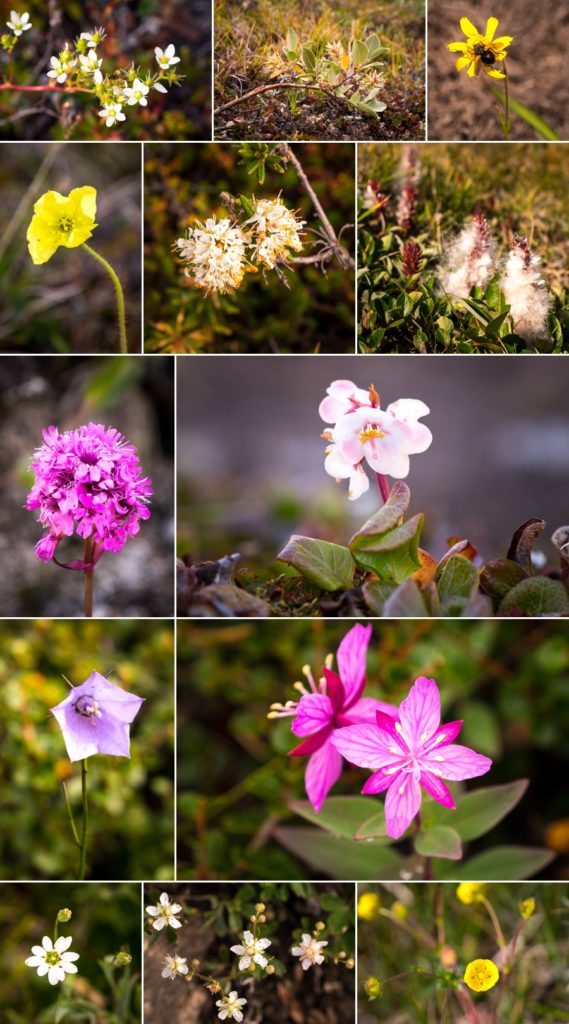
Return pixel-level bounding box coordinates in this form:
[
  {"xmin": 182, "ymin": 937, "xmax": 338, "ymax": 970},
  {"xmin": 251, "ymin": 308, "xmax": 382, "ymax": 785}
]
[
  {"xmin": 144, "ymin": 142, "xmax": 355, "ymax": 353},
  {"xmin": 0, "ymin": 881, "xmax": 141, "ymax": 1023},
  {"xmin": 0, "ymin": 0, "xmax": 210, "ymax": 141},
  {"xmin": 358, "ymin": 882, "xmax": 569, "ymax": 1024},
  {"xmin": 0, "ymin": 143, "xmax": 141, "ymax": 354},
  {"xmin": 0, "ymin": 355, "xmax": 174, "ymax": 616},
  {"xmin": 0, "ymin": 619, "xmax": 174, "ymax": 880},
  {"xmin": 177, "ymin": 620, "xmax": 569, "ymax": 879}
]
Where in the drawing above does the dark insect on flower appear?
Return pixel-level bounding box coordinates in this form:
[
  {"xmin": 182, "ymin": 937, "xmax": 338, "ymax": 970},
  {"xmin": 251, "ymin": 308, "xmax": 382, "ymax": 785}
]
[
  {"xmin": 473, "ymin": 43, "xmax": 496, "ymax": 65},
  {"xmin": 402, "ymin": 240, "xmax": 423, "ymax": 278}
]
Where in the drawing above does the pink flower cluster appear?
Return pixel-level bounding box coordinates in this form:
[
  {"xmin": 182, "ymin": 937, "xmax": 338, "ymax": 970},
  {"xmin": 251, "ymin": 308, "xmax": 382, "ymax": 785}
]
[{"xmin": 26, "ymin": 422, "xmax": 152, "ymax": 563}]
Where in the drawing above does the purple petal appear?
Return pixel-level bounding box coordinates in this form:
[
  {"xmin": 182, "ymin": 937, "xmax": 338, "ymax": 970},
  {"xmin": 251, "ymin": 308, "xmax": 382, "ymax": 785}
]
[
  {"xmin": 422, "ymin": 744, "xmax": 492, "ymax": 781},
  {"xmin": 330, "ymin": 724, "xmax": 402, "ymax": 770},
  {"xmin": 361, "ymin": 769, "xmax": 394, "ymax": 795},
  {"xmin": 422, "ymin": 719, "xmax": 463, "ymax": 753},
  {"xmin": 291, "ymin": 693, "xmax": 333, "ymax": 737},
  {"xmin": 323, "ymin": 667, "xmax": 345, "ymax": 714},
  {"xmin": 338, "ymin": 697, "xmax": 398, "ymax": 726},
  {"xmin": 375, "ymin": 710, "xmax": 408, "ymax": 752},
  {"xmin": 336, "ymin": 623, "xmax": 372, "ymax": 709},
  {"xmin": 399, "ymin": 677, "xmax": 440, "ymax": 749},
  {"xmin": 50, "ymin": 706, "xmax": 99, "ymax": 761},
  {"xmin": 288, "ymin": 725, "xmax": 332, "ymax": 757},
  {"xmin": 305, "ymin": 737, "xmax": 343, "ymax": 812},
  {"xmin": 419, "ymin": 770, "xmax": 455, "ymax": 809},
  {"xmin": 95, "ymin": 715, "xmax": 132, "ymax": 757},
  {"xmin": 385, "ymin": 772, "xmax": 422, "ymax": 840}
]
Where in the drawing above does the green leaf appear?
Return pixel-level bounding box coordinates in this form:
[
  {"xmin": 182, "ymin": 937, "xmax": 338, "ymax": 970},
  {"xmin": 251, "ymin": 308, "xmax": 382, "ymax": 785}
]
[
  {"xmin": 354, "ymin": 807, "xmax": 388, "ymax": 840},
  {"xmin": 449, "ymin": 845, "xmax": 555, "ymax": 881},
  {"xmin": 238, "ymin": 194, "xmax": 254, "ymax": 217},
  {"xmin": 301, "ymin": 45, "xmax": 316, "ymax": 73},
  {"xmin": 485, "ymin": 310, "xmax": 511, "ymax": 337},
  {"xmin": 383, "ymin": 578, "xmax": 429, "ymax": 617},
  {"xmin": 415, "ymin": 825, "xmax": 462, "ymax": 860},
  {"xmin": 351, "ymin": 514, "xmax": 424, "ymax": 583},
  {"xmin": 277, "ymin": 535, "xmax": 355, "ymax": 591},
  {"xmin": 489, "ymin": 88, "xmax": 560, "ymax": 140},
  {"xmin": 436, "ymin": 556, "xmax": 480, "ymax": 615},
  {"xmin": 499, "ymin": 577, "xmax": 569, "ymax": 616},
  {"xmin": 459, "ymin": 700, "xmax": 502, "ymax": 758},
  {"xmin": 289, "ymin": 796, "xmax": 381, "ymax": 840},
  {"xmin": 286, "ymin": 28, "xmax": 299, "ymax": 51},
  {"xmin": 350, "ymin": 480, "xmax": 411, "ymax": 539},
  {"xmin": 365, "ymin": 33, "xmax": 383, "ymax": 55},
  {"xmin": 507, "ymin": 517, "xmax": 546, "ymax": 571},
  {"xmin": 430, "ymin": 779, "xmax": 529, "ymax": 841},
  {"xmin": 480, "ymin": 558, "xmax": 529, "ymax": 610},
  {"xmin": 362, "ymin": 580, "xmax": 396, "ymax": 615},
  {"xmin": 275, "ymin": 826, "xmax": 401, "ymax": 879},
  {"xmin": 351, "ymin": 38, "xmax": 368, "ymax": 66}
]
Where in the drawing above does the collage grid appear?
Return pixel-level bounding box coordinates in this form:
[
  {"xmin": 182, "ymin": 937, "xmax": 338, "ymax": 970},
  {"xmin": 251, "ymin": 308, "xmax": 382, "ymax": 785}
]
[{"xmin": 0, "ymin": 1, "xmax": 567, "ymax": 1023}]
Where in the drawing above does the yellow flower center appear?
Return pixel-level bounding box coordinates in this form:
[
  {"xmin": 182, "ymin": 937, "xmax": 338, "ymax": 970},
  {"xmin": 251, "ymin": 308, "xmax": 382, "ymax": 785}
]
[
  {"xmin": 464, "ymin": 959, "xmax": 500, "ymax": 992},
  {"xmin": 58, "ymin": 216, "xmax": 74, "ymax": 234},
  {"xmin": 359, "ymin": 425, "xmax": 385, "ymax": 444}
]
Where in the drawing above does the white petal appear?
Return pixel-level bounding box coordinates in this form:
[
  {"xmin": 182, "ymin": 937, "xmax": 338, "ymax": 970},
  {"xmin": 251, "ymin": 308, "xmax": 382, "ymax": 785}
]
[
  {"xmin": 48, "ymin": 966, "xmax": 63, "ymax": 985},
  {"xmin": 230, "ymin": 945, "xmax": 246, "ymax": 955},
  {"xmin": 55, "ymin": 936, "xmax": 72, "ymax": 953},
  {"xmin": 170, "ymin": 917, "xmax": 182, "ymax": 929}
]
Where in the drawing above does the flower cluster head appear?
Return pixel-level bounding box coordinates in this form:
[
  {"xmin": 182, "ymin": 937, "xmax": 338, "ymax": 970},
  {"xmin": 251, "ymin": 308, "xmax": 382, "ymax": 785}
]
[
  {"xmin": 216, "ymin": 991, "xmax": 247, "ymax": 1022},
  {"xmin": 230, "ymin": 929, "xmax": 272, "ymax": 970},
  {"xmin": 456, "ymin": 882, "xmax": 488, "ymax": 906},
  {"xmin": 245, "ymin": 197, "xmax": 305, "ymax": 269},
  {"xmin": 269, "ymin": 624, "xmax": 398, "ymax": 812},
  {"xmin": 27, "ymin": 186, "xmax": 97, "ymax": 265},
  {"xmin": 291, "ymin": 934, "xmax": 328, "ymax": 970},
  {"xmin": 26, "ymin": 422, "xmax": 152, "ymax": 565},
  {"xmin": 440, "ymin": 210, "xmax": 495, "ymax": 300},
  {"xmin": 162, "ymin": 955, "xmax": 189, "ymax": 980},
  {"xmin": 502, "ymin": 235, "xmax": 549, "ymax": 341},
  {"xmin": 25, "ymin": 936, "xmax": 79, "ymax": 986},
  {"xmin": 319, "ymin": 380, "xmax": 432, "ymax": 500},
  {"xmin": 7, "ymin": 9, "xmax": 31, "ymax": 36},
  {"xmin": 175, "ymin": 217, "xmax": 248, "ymax": 294},
  {"xmin": 448, "ymin": 17, "xmax": 513, "ymax": 80},
  {"xmin": 332, "ymin": 676, "xmax": 492, "ymax": 839},
  {"xmin": 50, "ymin": 670, "xmax": 144, "ymax": 762},
  {"xmin": 146, "ymin": 893, "xmax": 183, "ymax": 931},
  {"xmin": 464, "ymin": 959, "xmax": 500, "ymax": 992}
]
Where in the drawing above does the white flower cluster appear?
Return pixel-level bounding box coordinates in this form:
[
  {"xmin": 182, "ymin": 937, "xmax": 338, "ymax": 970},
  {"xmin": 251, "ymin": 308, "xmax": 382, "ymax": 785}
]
[{"xmin": 175, "ymin": 198, "xmax": 305, "ymax": 294}]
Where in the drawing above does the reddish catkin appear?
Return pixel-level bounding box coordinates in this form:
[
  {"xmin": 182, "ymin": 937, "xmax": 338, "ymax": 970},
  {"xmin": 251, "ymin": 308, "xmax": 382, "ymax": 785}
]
[{"xmin": 402, "ymin": 241, "xmax": 423, "ymax": 278}]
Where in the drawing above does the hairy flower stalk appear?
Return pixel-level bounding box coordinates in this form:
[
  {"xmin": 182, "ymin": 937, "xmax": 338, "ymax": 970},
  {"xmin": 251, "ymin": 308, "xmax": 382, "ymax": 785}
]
[
  {"xmin": 501, "ymin": 235, "xmax": 549, "ymax": 342},
  {"xmin": 396, "ymin": 185, "xmax": 418, "ymax": 233},
  {"xmin": 402, "ymin": 241, "xmax": 423, "ymax": 278},
  {"xmin": 439, "ymin": 211, "xmax": 496, "ymax": 300}
]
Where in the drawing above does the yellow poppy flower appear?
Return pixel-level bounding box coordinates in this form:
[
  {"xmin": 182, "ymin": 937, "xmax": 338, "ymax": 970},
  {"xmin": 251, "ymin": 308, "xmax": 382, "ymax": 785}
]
[
  {"xmin": 27, "ymin": 186, "xmax": 98, "ymax": 265},
  {"xmin": 447, "ymin": 16, "xmax": 513, "ymax": 80},
  {"xmin": 456, "ymin": 882, "xmax": 487, "ymax": 905},
  {"xmin": 357, "ymin": 892, "xmax": 381, "ymax": 920},
  {"xmin": 464, "ymin": 959, "xmax": 500, "ymax": 992}
]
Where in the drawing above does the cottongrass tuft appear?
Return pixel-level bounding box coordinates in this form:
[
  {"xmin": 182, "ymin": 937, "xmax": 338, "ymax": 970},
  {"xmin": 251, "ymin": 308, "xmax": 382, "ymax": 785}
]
[
  {"xmin": 501, "ymin": 235, "xmax": 549, "ymax": 342},
  {"xmin": 439, "ymin": 210, "xmax": 496, "ymax": 300}
]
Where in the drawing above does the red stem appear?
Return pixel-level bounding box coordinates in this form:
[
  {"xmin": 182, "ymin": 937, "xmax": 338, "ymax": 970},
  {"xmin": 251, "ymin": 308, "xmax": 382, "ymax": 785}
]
[
  {"xmin": 0, "ymin": 82, "xmax": 95, "ymax": 94},
  {"xmin": 375, "ymin": 472, "xmax": 390, "ymax": 504}
]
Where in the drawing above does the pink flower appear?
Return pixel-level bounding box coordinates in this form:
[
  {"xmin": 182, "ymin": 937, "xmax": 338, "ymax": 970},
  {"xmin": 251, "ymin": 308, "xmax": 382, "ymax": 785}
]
[
  {"xmin": 319, "ymin": 381, "xmax": 432, "ymax": 500},
  {"xmin": 26, "ymin": 422, "xmax": 152, "ymax": 563},
  {"xmin": 331, "ymin": 676, "xmax": 492, "ymax": 839},
  {"xmin": 268, "ymin": 624, "xmax": 397, "ymax": 812}
]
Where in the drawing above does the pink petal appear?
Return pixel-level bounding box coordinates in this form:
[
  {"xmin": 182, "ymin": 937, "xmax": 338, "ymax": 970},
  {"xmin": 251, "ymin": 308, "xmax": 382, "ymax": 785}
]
[
  {"xmin": 289, "ymin": 725, "xmax": 332, "ymax": 757},
  {"xmin": 385, "ymin": 772, "xmax": 422, "ymax": 839},
  {"xmin": 422, "ymin": 744, "xmax": 492, "ymax": 781},
  {"xmin": 339, "ymin": 697, "xmax": 398, "ymax": 726},
  {"xmin": 336, "ymin": 623, "xmax": 372, "ymax": 710},
  {"xmin": 386, "ymin": 398, "xmax": 430, "ymax": 424},
  {"xmin": 330, "ymin": 724, "xmax": 401, "ymax": 770},
  {"xmin": 323, "ymin": 667, "xmax": 345, "ymax": 714},
  {"xmin": 422, "ymin": 719, "xmax": 463, "ymax": 753},
  {"xmin": 291, "ymin": 693, "xmax": 333, "ymax": 737},
  {"xmin": 361, "ymin": 769, "xmax": 394, "ymax": 794},
  {"xmin": 419, "ymin": 770, "xmax": 455, "ymax": 809},
  {"xmin": 305, "ymin": 737, "xmax": 343, "ymax": 812},
  {"xmin": 374, "ymin": 709, "xmax": 408, "ymax": 751},
  {"xmin": 319, "ymin": 381, "xmax": 370, "ymax": 423},
  {"xmin": 347, "ymin": 464, "xmax": 370, "ymax": 501},
  {"xmin": 399, "ymin": 677, "xmax": 440, "ymax": 749}
]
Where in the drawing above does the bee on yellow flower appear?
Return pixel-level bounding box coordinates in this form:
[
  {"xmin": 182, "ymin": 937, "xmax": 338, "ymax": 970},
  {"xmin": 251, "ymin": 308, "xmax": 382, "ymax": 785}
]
[
  {"xmin": 448, "ymin": 17, "xmax": 513, "ymax": 80},
  {"xmin": 464, "ymin": 958, "xmax": 500, "ymax": 992}
]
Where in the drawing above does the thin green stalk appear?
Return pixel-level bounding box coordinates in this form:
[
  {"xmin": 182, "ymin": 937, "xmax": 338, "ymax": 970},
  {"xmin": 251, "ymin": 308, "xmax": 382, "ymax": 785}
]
[
  {"xmin": 82, "ymin": 242, "xmax": 128, "ymax": 353},
  {"xmin": 502, "ymin": 61, "xmax": 511, "ymax": 136},
  {"xmin": 79, "ymin": 758, "xmax": 89, "ymax": 880},
  {"xmin": 481, "ymin": 896, "xmax": 506, "ymax": 948},
  {"xmin": 83, "ymin": 537, "xmax": 94, "ymax": 618},
  {"xmin": 62, "ymin": 782, "xmax": 81, "ymax": 847}
]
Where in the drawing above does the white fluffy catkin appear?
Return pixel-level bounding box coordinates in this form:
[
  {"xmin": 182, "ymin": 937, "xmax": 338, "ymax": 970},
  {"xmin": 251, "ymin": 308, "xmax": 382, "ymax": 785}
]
[
  {"xmin": 439, "ymin": 211, "xmax": 496, "ymax": 300},
  {"xmin": 501, "ymin": 236, "xmax": 549, "ymax": 341}
]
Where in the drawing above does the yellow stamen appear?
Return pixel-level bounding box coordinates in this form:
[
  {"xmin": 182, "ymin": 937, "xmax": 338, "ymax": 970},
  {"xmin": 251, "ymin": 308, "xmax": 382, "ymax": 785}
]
[{"xmin": 359, "ymin": 426, "xmax": 385, "ymax": 444}]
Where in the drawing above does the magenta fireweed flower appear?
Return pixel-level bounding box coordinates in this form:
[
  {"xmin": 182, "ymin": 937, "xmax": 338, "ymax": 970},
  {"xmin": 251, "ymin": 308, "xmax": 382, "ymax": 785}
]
[
  {"xmin": 268, "ymin": 624, "xmax": 397, "ymax": 812},
  {"xmin": 51, "ymin": 670, "xmax": 144, "ymax": 761},
  {"xmin": 26, "ymin": 422, "xmax": 152, "ymax": 564},
  {"xmin": 331, "ymin": 677, "xmax": 492, "ymax": 839}
]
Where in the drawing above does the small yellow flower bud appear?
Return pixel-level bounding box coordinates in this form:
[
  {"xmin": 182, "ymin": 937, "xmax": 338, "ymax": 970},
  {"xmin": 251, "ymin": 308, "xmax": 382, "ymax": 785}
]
[
  {"xmin": 345, "ymin": 958, "xmax": 355, "ymax": 970},
  {"xmin": 314, "ymin": 921, "xmax": 326, "ymax": 932},
  {"xmin": 266, "ymin": 964, "xmax": 275, "ymax": 974},
  {"xmin": 259, "ymin": 915, "xmax": 266, "ymax": 923},
  {"xmin": 439, "ymin": 945, "xmax": 457, "ymax": 969},
  {"xmin": 191, "ymin": 959, "xmax": 201, "ymax": 969},
  {"xmin": 365, "ymin": 976, "xmax": 383, "ymax": 999},
  {"xmin": 545, "ymin": 818, "xmax": 569, "ymax": 853},
  {"xmin": 464, "ymin": 959, "xmax": 500, "ymax": 992},
  {"xmin": 358, "ymin": 892, "xmax": 381, "ymax": 920},
  {"xmin": 255, "ymin": 903, "xmax": 266, "ymax": 913},
  {"xmin": 456, "ymin": 882, "xmax": 488, "ymax": 906},
  {"xmin": 57, "ymin": 908, "xmax": 73, "ymax": 922},
  {"xmin": 519, "ymin": 897, "xmax": 536, "ymax": 918},
  {"xmin": 113, "ymin": 951, "xmax": 132, "ymax": 966},
  {"xmin": 391, "ymin": 901, "xmax": 408, "ymax": 921}
]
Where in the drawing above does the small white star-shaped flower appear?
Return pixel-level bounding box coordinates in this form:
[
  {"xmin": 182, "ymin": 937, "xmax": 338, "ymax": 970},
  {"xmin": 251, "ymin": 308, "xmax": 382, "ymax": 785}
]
[
  {"xmin": 216, "ymin": 991, "xmax": 247, "ymax": 1022},
  {"xmin": 7, "ymin": 10, "xmax": 31, "ymax": 36},
  {"xmin": 161, "ymin": 955, "xmax": 189, "ymax": 980},
  {"xmin": 291, "ymin": 934, "xmax": 328, "ymax": 970},
  {"xmin": 79, "ymin": 49, "xmax": 103, "ymax": 85},
  {"xmin": 124, "ymin": 77, "xmax": 150, "ymax": 106},
  {"xmin": 230, "ymin": 929, "xmax": 272, "ymax": 971},
  {"xmin": 146, "ymin": 892, "xmax": 183, "ymax": 931},
  {"xmin": 25, "ymin": 935, "xmax": 79, "ymax": 985},
  {"xmin": 98, "ymin": 102, "xmax": 126, "ymax": 128},
  {"xmin": 154, "ymin": 44, "xmax": 180, "ymax": 69}
]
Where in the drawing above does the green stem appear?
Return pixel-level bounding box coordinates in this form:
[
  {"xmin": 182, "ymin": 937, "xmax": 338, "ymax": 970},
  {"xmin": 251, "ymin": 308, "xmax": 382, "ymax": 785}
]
[
  {"xmin": 82, "ymin": 242, "xmax": 128, "ymax": 353},
  {"xmin": 62, "ymin": 782, "xmax": 81, "ymax": 847},
  {"xmin": 502, "ymin": 61, "xmax": 511, "ymax": 136},
  {"xmin": 79, "ymin": 759, "xmax": 89, "ymax": 880},
  {"xmin": 481, "ymin": 897, "xmax": 506, "ymax": 948},
  {"xmin": 83, "ymin": 537, "xmax": 94, "ymax": 618}
]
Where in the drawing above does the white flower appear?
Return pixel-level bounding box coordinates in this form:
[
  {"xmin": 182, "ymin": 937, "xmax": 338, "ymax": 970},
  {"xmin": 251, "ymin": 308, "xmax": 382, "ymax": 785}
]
[
  {"xmin": 175, "ymin": 217, "xmax": 248, "ymax": 294},
  {"xmin": 291, "ymin": 934, "xmax": 328, "ymax": 970},
  {"xmin": 124, "ymin": 77, "xmax": 150, "ymax": 106},
  {"xmin": 79, "ymin": 49, "xmax": 103, "ymax": 85},
  {"xmin": 230, "ymin": 929, "xmax": 272, "ymax": 971},
  {"xmin": 216, "ymin": 991, "xmax": 247, "ymax": 1022},
  {"xmin": 7, "ymin": 10, "xmax": 31, "ymax": 35},
  {"xmin": 25, "ymin": 935, "xmax": 79, "ymax": 985},
  {"xmin": 154, "ymin": 82, "xmax": 168, "ymax": 93},
  {"xmin": 501, "ymin": 235, "xmax": 549, "ymax": 342},
  {"xmin": 155, "ymin": 44, "xmax": 180, "ymax": 69},
  {"xmin": 245, "ymin": 197, "xmax": 305, "ymax": 269},
  {"xmin": 80, "ymin": 27, "xmax": 106, "ymax": 48},
  {"xmin": 46, "ymin": 54, "xmax": 76, "ymax": 84},
  {"xmin": 161, "ymin": 955, "xmax": 189, "ymax": 980},
  {"xmin": 98, "ymin": 102, "xmax": 126, "ymax": 127},
  {"xmin": 439, "ymin": 211, "xmax": 496, "ymax": 300},
  {"xmin": 146, "ymin": 892, "xmax": 183, "ymax": 931}
]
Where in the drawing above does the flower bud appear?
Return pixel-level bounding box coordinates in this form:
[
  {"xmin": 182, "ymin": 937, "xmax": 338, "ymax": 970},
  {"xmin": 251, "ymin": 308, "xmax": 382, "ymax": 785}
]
[
  {"xmin": 255, "ymin": 903, "xmax": 266, "ymax": 913},
  {"xmin": 456, "ymin": 882, "xmax": 487, "ymax": 906},
  {"xmin": 266, "ymin": 964, "xmax": 275, "ymax": 974},
  {"xmin": 113, "ymin": 951, "xmax": 132, "ymax": 967},
  {"xmin": 57, "ymin": 908, "xmax": 73, "ymax": 922},
  {"xmin": 439, "ymin": 945, "xmax": 457, "ymax": 969},
  {"xmin": 345, "ymin": 958, "xmax": 355, "ymax": 970},
  {"xmin": 391, "ymin": 901, "xmax": 408, "ymax": 921},
  {"xmin": 357, "ymin": 892, "xmax": 380, "ymax": 921},
  {"xmin": 191, "ymin": 959, "xmax": 201, "ymax": 969},
  {"xmin": 314, "ymin": 921, "xmax": 326, "ymax": 932},
  {"xmin": 365, "ymin": 976, "xmax": 383, "ymax": 999},
  {"xmin": 519, "ymin": 897, "xmax": 536, "ymax": 919}
]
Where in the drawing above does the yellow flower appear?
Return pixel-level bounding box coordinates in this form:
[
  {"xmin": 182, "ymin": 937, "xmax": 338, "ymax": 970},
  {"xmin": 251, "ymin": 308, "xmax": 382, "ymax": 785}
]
[
  {"xmin": 357, "ymin": 892, "xmax": 381, "ymax": 920},
  {"xmin": 456, "ymin": 882, "xmax": 487, "ymax": 905},
  {"xmin": 447, "ymin": 17, "xmax": 513, "ymax": 80},
  {"xmin": 391, "ymin": 901, "xmax": 409, "ymax": 922},
  {"xmin": 27, "ymin": 186, "xmax": 97, "ymax": 265},
  {"xmin": 365, "ymin": 976, "xmax": 383, "ymax": 999},
  {"xmin": 519, "ymin": 897, "xmax": 536, "ymax": 918},
  {"xmin": 464, "ymin": 959, "xmax": 500, "ymax": 992}
]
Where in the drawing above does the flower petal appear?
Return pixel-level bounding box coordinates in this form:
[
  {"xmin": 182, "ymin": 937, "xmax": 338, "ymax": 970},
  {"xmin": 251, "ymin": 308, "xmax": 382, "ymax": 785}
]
[
  {"xmin": 339, "ymin": 696, "xmax": 398, "ymax": 726},
  {"xmin": 459, "ymin": 16, "xmax": 480, "ymax": 37},
  {"xmin": 455, "ymin": 55, "xmax": 472, "ymax": 72},
  {"xmin": 291, "ymin": 693, "xmax": 334, "ymax": 737},
  {"xmin": 485, "ymin": 16, "xmax": 499, "ymax": 41},
  {"xmin": 361, "ymin": 768, "xmax": 395, "ymax": 794},
  {"xmin": 423, "ymin": 744, "xmax": 492, "ymax": 781},
  {"xmin": 467, "ymin": 58, "xmax": 480, "ymax": 77},
  {"xmin": 484, "ymin": 66, "xmax": 506, "ymax": 79},
  {"xmin": 423, "ymin": 719, "xmax": 464, "ymax": 753},
  {"xmin": 448, "ymin": 41, "xmax": 468, "ymax": 52},
  {"xmin": 385, "ymin": 772, "xmax": 422, "ymax": 839},
  {"xmin": 399, "ymin": 677, "xmax": 440, "ymax": 750},
  {"xmin": 336, "ymin": 623, "xmax": 372, "ymax": 710},
  {"xmin": 420, "ymin": 770, "xmax": 455, "ymax": 808},
  {"xmin": 305, "ymin": 736, "xmax": 343, "ymax": 812},
  {"xmin": 331, "ymin": 723, "xmax": 402, "ymax": 769},
  {"xmin": 323, "ymin": 667, "xmax": 346, "ymax": 714},
  {"xmin": 289, "ymin": 725, "xmax": 333, "ymax": 757}
]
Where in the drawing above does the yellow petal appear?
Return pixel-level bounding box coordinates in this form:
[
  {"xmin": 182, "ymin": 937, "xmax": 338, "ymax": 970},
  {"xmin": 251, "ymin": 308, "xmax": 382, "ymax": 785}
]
[
  {"xmin": 484, "ymin": 65, "xmax": 506, "ymax": 78},
  {"xmin": 455, "ymin": 55, "xmax": 471, "ymax": 71},
  {"xmin": 492, "ymin": 35, "xmax": 513, "ymax": 47},
  {"xmin": 485, "ymin": 17, "xmax": 499, "ymax": 41},
  {"xmin": 467, "ymin": 57, "xmax": 480, "ymax": 77},
  {"xmin": 448, "ymin": 41, "xmax": 467, "ymax": 52},
  {"xmin": 460, "ymin": 16, "xmax": 480, "ymax": 38},
  {"xmin": 71, "ymin": 185, "xmax": 97, "ymax": 222}
]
